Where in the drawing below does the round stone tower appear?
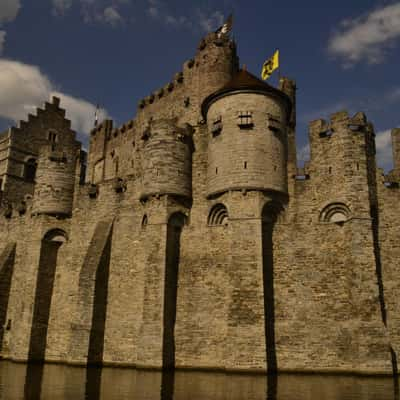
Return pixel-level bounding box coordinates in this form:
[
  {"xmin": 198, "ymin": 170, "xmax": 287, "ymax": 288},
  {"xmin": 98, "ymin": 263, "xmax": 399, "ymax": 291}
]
[
  {"xmin": 140, "ymin": 118, "xmax": 193, "ymax": 201},
  {"xmin": 193, "ymin": 31, "xmax": 239, "ymax": 106},
  {"xmin": 32, "ymin": 144, "xmax": 77, "ymax": 217},
  {"xmin": 202, "ymin": 69, "xmax": 291, "ymax": 198}
]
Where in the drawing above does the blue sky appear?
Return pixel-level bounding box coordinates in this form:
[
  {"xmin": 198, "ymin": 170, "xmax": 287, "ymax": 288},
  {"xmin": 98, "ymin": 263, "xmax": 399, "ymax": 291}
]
[{"xmin": 0, "ymin": 0, "xmax": 399, "ymax": 170}]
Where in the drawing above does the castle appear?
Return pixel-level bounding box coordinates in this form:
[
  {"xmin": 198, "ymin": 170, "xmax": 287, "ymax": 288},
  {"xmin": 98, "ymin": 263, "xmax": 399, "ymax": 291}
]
[{"xmin": 0, "ymin": 29, "xmax": 399, "ymax": 375}]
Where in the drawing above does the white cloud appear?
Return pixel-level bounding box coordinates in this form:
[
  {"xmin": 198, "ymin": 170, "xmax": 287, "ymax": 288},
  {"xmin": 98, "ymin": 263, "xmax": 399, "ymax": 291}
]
[
  {"xmin": 51, "ymin": 91, "xmax": 108, "ymax": 134},
  {"xmin": 52, "ymin": 0, "xmax": 127, "ymax": 25},
  {"xmin": 0, "ymin": 60, "xmax": 52, "ymax": 121},
  {"xmin": 0, "ymin": 31, "xmax": 5, "ymax": 54},
  {"xmin": 101, "ymin": 6, "xmax": 123, "ymax": 26},
  {"xmin": 52, "ymin": 0, "xmax": 73, "ymax": 16},
  {"xmin": 0, "ymin": 59, "xmax": 109, "ymax": 135},
  {"xmin": 298, "ymin": 143, "xmax": 310, "ymax": 162},
  {"xmin": 387, "ymin": 87, "xmax": 400, "ymax": 102},
  {"xmin": 328, "ymin": 2, "xmax": 400, "ymax": 66},
  {"xmin": 0, "ymin": 0, "xmax": 21, "ymax": 54},
  {"xmin": 0, "ymin": 0, "xmax": 20, "ymax": 24},
  {"xmin": 147, "ymin": 0, "xmax": 159, "ymax": 17},
  {"xmin": 197, "ymin": 9, "xmax": 224, "ymax": 33},
  {"xmin": 375, "ymin": 128, "xmax": 396, "ymax": 170},
  {"xmin": 146, "ymin": 1, "xmax": 225, "ymax": 32},
  {"xmin": 147, "ymin": 6, "xmax": 159, "ymax": 18},
  {"xmin": 146, "ymin": 0, "xmax": 188, "ymax": 28}
]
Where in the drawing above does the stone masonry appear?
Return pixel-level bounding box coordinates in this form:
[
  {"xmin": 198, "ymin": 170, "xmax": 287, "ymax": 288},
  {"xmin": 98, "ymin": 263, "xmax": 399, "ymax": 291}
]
[{"xmin": 0, "ymin": 29, "xmax": 399, "ymax": 374}]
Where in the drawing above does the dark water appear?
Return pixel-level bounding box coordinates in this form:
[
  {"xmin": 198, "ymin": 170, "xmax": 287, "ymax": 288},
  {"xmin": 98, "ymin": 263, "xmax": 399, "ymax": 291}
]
[{"xmin": 0, "ymin": 361, "xmax": 398, "ymax": 400}]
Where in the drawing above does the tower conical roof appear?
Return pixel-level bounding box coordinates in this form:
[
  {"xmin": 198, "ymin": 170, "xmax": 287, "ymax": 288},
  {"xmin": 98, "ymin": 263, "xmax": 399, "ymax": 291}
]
[{"xmin": 201, "ymin": 69, "xmax": 291, "ymax": 118}]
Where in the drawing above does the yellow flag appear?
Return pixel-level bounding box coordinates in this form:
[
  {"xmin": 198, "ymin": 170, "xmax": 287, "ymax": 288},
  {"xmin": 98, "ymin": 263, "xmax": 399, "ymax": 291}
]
[{"xmin": 261, "ymin": 50, "xmax": 279, "ymax": 80}]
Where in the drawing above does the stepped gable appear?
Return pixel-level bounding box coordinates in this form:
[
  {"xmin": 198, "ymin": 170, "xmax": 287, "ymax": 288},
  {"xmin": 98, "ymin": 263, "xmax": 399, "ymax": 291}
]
[{"xmin": 201, "ymin": 68, "xmax": 292, "ymax": 118}]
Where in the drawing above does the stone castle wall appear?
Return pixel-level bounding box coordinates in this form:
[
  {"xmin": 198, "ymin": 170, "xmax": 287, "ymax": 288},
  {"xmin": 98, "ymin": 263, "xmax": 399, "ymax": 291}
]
[{"xmin": 0, "ymin": 31, "xmax": 399, "ymax": 375}]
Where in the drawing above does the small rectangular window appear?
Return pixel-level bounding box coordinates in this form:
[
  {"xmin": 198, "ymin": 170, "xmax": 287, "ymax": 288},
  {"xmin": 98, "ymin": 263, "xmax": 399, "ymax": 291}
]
[
  {"xmin": 48, "ymin": 131, "xmax": 58, "ymax": 143},
  {"xmin": 267, "ymin": 114, "xmax": 281, "ymax": 133},
  {"xmin": 238, "ymin": 111, "xmax": 253, "ymax": 129},
  {"xmin": 212, "ymin": 116, "xmax": 222, "ymax": 137},
  {"xmin": 142, "ymin": 129, "xmax": 150, "ymax": 141}
]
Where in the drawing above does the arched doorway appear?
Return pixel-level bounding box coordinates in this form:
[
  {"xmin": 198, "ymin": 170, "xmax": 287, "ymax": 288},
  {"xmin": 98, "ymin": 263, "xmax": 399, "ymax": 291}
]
[
  {"xmin": 28, "ymin": 229, "xmax": 67, "ymax": 363},
  {"xmin": 163, "ymin": 212, "xmax": 186, "ymax": 370},
  {"xmin": 262, "ymin": 202, "xmax": 282, "ymax": 374}
]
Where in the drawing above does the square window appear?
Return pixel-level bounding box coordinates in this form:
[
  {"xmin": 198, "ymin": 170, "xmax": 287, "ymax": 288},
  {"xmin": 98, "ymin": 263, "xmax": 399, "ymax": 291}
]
[
  {"xmin": 212, "ymin": 116, "xmax": 222, "ymax": 137},
  {"xmin": 238, "ymin": 111, "xmax": 253, "ymax": 129}
]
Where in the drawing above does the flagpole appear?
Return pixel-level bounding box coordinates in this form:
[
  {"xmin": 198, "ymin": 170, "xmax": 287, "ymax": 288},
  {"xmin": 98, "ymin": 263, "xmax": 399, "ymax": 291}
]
[{"xmin": 277, "ymin": 48, "xmax": 281, "ymax": 85}]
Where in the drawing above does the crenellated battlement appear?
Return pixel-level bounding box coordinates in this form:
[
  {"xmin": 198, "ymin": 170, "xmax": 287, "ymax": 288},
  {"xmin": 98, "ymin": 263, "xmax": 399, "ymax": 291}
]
[
  {"xmin": 299, "ymin": 110, "xmax": 400, "ymax": 199},
  {"xmin": 306, "ymin": 110, "xmax": 376, "ymax": 170},
  {"xmin": 309, "ymin": 110, "xmax": 373, "ymax": 140},
  {"xmin": 135, "ymin": 32, "xmax": 237, "ymax": 125},
  {"xmin": 137, "ymin": 69, "xmax": 186, "ymax": 111}
]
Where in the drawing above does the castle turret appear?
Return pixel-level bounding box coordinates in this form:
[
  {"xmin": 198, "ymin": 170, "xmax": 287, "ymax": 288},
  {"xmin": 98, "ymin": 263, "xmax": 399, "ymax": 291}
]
[
  {"xmin": 32, "ymin": 143, "xmax": 79, "ymax": 217},
  {"xmin": 194, "ymin": 31, "xmax": 239, "ymax": 106},
  {"xmin": 202, "ymin": 69, "xmax": 291, "ymax": 198},
  {"xmin": 140, "ymin": 118, "xmax": 193, "ymax": 201}
]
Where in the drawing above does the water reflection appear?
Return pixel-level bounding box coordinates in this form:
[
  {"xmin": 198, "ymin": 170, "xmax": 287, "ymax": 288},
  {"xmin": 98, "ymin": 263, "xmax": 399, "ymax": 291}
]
[
  {"xmin": 24, "ymin": 363, "xmax": 44, "ymax": 400},
  {"xmin": 266, "ymin": 373, "xmax": 277, "ymax": 400},
  {"xmin": 161, "ymin": 370, "xmax": 175, "ymax": 400},
  {"xmin": 0, "ymin": 361, "xmax": 398, "ymax": 400},
  {"xmin": 85, "ymin": 366, "xmax": 102, "ymax": 400}
]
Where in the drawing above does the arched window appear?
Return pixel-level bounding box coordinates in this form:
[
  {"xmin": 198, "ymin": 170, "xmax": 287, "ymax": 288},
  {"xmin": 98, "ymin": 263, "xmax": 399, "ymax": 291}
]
[
  {"xmin": 24, "ymin": 158, "xmax": 37, "ymax": 182},
  {"xmin": 141, "ymin": 214, "xmax": 148, "ymax": 227},
  {"xmin": 208, "ymin": 203, "xmax": 228, "ymax": 226},
  {"xmin": 320, "ymin": 202, "xmax": 351, "ymax": 223},
  {"xmin": 43, "ymin": 228, "xmax": 68, "ymax": 243}
]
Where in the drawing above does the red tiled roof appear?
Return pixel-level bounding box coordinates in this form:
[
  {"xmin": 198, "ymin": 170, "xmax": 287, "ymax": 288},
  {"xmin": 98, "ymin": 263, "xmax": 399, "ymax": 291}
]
[{"xmin": 202, "ymin": 69, "xmax": 291, "ymax": 118}]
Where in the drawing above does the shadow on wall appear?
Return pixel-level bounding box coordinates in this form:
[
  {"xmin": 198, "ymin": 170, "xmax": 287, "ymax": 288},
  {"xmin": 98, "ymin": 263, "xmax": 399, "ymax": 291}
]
[
  {"xmin": 160, "ymin": 369, "xmax": 175, "ymax": 400},
  {"xmin": 266, "ymin": 373, "xmax": 278, "ymax": 400},
  {"xmin": 70, "ymin": 220, "xmax": 113, "ymax": 366},
  {"xmin": 28, "ymin": 230, "xmax": 67, "ymax": 363},
  {"xmin": 370, "ymin": 203, "xmax": 399, "ymax": 385},
  {"xmin": 0, "ymin": 243, "xmax": 16, "ymax": 353},
  {"xmin": 163, "ymin": 212, "xmax": 186, "ymax": 370},
  {"xmin": 87, "ymin": 231, "xmax": 112, "ymax": 366},
  {"xmin": 85, "ymin": 366, "xmax": 102, "ymax": 400},
  {"xmin": 24, "ymin": 358, "xmax": 44, "ymax": 398},
  {"xmin": 262, "ymin": 202, "xmax": 282, "ymax": 375}
]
